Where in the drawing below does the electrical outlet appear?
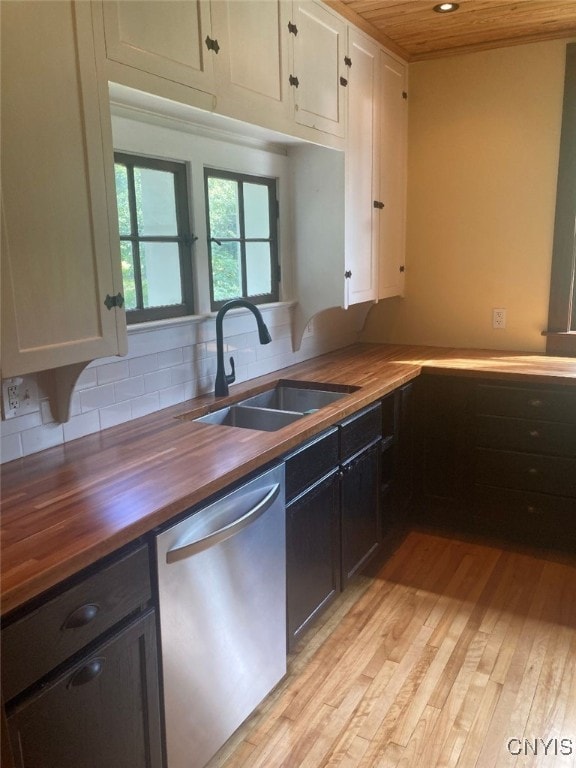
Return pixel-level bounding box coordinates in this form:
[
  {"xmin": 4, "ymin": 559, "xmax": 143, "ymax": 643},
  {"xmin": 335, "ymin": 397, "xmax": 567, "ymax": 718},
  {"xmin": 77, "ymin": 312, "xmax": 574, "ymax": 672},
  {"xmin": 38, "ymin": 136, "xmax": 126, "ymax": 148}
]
[
  {"xmin": 2, "ymin": 376, "xmax": 40, "ymax": 419},
  {"xmin": 492, "ymin": 308, "xmax": 506, "ymax": 329}
]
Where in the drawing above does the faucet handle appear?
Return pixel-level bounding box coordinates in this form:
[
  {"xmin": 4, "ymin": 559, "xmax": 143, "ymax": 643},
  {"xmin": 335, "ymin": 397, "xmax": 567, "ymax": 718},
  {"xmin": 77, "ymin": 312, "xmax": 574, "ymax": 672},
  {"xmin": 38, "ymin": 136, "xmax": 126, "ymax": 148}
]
[{"xmin": 226, "ymin": 355, "xmax": 236, "ymax": 386}]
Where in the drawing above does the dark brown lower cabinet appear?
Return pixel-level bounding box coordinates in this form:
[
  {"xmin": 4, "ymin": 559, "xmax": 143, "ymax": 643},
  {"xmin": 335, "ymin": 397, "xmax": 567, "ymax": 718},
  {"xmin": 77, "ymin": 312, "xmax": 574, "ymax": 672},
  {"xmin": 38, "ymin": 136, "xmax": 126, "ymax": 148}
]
[
  {"xmin": 7, "ymin": 610, "xmax": 163, "ymax": 768},
  {"xmin": 414, "ymin": 375, "xmax": 576, "ymax": 552},
  {"xmin": 286, "ymin": 470, "xmax": 340, "ymax": 650},
  {"xmin": 341, "ymin": 440, "xmax": 381, "ymax": 586}
]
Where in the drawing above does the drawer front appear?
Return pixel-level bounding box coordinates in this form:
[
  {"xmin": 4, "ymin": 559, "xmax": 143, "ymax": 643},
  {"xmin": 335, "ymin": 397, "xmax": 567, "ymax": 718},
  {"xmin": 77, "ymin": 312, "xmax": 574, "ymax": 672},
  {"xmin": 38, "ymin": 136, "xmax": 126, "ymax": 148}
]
[
  {"xmin": 2, "ymin": 543, "xmax": 151, "ymax": 702},
  {"xmin": 475, "ymin": 448, "xmax": 576, "ymax": 498},
  {"xmin": 285, "ymin": 428, "xmax": 339, "ymax": 502},
  {"xmin": 476, "ymin": 384, "xmax": 576, "ymax": 423},
  {"xmin": 340, "ymin": 402, "xmax": 382, "ymax": 462},
  {"xmin": 473, "ymin": 484, "xmax": 576, "ymax": 551},
  {"xmin": 477, "ymin": 415, "xmax": 576, "ymax": 456}
]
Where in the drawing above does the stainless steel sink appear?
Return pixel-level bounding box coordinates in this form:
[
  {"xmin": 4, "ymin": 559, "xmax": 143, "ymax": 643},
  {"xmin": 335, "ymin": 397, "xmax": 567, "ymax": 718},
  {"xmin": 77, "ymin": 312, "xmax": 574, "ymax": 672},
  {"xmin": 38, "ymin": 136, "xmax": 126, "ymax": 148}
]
[
  {"xmin": 238, "ymin": 380, "xmax": 358, "ymax": 413},
  {"xmin": 194, "ymin": 405, "xmax": 303, "ymax": 431},
  {"xmin": 190, "ymin": 380, "xmax": 359, "ymax": 432}
]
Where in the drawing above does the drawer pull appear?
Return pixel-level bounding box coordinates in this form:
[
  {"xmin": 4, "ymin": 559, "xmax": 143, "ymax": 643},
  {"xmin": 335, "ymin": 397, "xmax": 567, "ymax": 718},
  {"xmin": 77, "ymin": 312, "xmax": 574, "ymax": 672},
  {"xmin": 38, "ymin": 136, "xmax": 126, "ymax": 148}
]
[
  {"xmin": 528, "ymin": 467, "xmax": 539, "ymax": 475},
  {"xmin": 62, "ymin": 603, "xmax": 100, "ymax": 630},
  {"xmin": 529, "ymin": 398, "xmax": 543, "ymax": 408},
  {"xmin": 528, "ymin": 430, "xmax": 540, "ymax": 438},
  {"xmin": 68, "ymin": 657, "xmax": 105, "ymax": 688}
]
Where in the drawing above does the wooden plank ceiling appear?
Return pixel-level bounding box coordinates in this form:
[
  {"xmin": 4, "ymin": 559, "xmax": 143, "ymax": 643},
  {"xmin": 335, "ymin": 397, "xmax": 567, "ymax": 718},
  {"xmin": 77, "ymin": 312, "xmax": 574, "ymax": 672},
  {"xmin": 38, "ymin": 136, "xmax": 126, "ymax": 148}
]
[{"xmin": 329, "ymin": 0, "xmax": 576, "ymax": 61}]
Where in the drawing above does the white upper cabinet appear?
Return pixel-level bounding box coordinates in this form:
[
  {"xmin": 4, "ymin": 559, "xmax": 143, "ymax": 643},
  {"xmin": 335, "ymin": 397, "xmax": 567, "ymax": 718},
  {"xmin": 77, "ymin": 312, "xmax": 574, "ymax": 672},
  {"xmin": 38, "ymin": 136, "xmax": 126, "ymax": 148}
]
[
  {"xmin": 289, "ymin": 1, "xmax": 347, "ymax": 138},
  {"xmin": 378, "ymin": 50, "xmax": 408, "ymax": 299},
  {"xmin": 101, "ymin": 0, "xmax": 215, "ymax": 94},
  {"xmin": 1, "ymin": 0, "xmax": 127, "ymax": 379},
  {"xmin": 210, "ymin": 1, "xmax": 290, "ymax": 126},
  {"xmin": 344, "ymin": 28, "xmax": 380, "ymax": 307}
]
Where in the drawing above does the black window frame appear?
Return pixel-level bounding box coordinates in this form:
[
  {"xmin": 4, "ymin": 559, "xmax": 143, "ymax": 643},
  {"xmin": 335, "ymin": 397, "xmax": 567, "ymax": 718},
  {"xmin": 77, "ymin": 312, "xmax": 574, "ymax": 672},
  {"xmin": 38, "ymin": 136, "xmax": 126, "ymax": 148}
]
[
  {"xmin": 545, "ymin": 43, "xmax": 576, "ymax": 356},
  {"xmin": 114, "ymin": 152, "xmax": 195, "ymax": 324},
  {"xmin": 204, "ymin": 168, "xmax": 280, "ymax": 311}
]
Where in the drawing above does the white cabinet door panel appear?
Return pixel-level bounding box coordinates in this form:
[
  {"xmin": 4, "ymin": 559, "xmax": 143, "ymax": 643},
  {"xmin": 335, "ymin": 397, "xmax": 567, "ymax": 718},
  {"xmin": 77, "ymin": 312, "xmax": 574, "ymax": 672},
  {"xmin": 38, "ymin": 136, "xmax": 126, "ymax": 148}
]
[
  {"xmin": 291, "ymin": 1, "xmax": 346, "ymax": 138},
  {"xmin": 1, "ymin": 0, "xmax": 126, "ymax": 377},
  {"xmin": 345, "ymin": 29, "xmax": 379, "ymax": 306},
  {"xmin": 378, "ymin": 50, "xmax": 407, "ymax": 299},
  {"xmin": 102, "ymin": 0, "xmax": 215, "ymax": 93}
]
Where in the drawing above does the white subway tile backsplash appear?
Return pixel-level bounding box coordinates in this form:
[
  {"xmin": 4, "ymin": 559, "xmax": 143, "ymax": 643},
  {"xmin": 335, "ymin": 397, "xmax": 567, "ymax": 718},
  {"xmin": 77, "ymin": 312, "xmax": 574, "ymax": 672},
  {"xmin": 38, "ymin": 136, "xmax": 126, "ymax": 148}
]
[
  {"xmin": 21, "ymin": 423, "xmax": 64, "ymax": 455},
  {"xmin": 80, "ymin": 384, "xmax": 116, "ymax": 412},
  {"xmin": 99, "ymin": 401, "xmax": 133, "ymax": 430},
  {"xmin": 114, "ymin": 376, "xmax": 145, "ymax": 403},
  {"xmin": 144, "ymin": 369, "xmax": 173, "ymax": 393},
  {"xmin": 129, "ymin": 354, "xmax": 159, "ymax": 377},
  {"xmin": 131, "ymin": 393, "xmax": 161, "ymax": 419},
  {"xmin": 97, "ymin": 360, "xmax": 131, "ymax": 385},
  {"xmin": 1, "ymin": 432, "xmax": 23, "ymax": 463},
  {"xmin": 63, "ymin": 410, "xmax": 101, "ymax": 442},
  {"xmin": 1, "ymin": 305, "xmax": 359, "ymax": 463}
]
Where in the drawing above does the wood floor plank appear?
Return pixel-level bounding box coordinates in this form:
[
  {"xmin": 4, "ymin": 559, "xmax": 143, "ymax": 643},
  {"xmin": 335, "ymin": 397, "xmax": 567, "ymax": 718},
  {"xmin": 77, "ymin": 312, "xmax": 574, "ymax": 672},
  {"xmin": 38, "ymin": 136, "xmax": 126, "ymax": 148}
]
[{"xmin": 207, "ymin": 531, "xmax": 576, "ymax": 768}]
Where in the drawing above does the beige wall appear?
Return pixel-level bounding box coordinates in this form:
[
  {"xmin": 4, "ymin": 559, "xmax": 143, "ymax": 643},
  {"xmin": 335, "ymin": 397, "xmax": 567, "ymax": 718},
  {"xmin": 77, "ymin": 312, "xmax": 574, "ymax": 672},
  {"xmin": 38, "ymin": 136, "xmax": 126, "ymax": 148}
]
[{"xmin": 362, "ymin": 40, "xmax": 569, "ymax": 352}]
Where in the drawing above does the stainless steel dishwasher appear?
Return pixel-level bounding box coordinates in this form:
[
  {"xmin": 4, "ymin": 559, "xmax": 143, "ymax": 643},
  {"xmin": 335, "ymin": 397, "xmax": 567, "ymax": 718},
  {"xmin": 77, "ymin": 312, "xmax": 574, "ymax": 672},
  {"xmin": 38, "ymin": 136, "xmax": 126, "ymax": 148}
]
[{"xmin": 155, "ymin": 463, "xmax": 286, "ymax": 768}]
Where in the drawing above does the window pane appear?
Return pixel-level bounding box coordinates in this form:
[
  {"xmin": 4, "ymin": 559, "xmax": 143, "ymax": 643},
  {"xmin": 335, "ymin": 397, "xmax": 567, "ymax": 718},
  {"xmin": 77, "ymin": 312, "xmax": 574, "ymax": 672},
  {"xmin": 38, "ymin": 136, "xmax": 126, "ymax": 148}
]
[
  {"xmin": 140, "ymin": 242, "xmax": 182, "ymax": 307},
  {"xmin": 207, "ymin": 177, "xmax": 240, "ymax": 238},
  {"xmin": 115, "ymin": 164, "xmax": 131, "ymax": 236},
  {"xmin": 246, "ymin": 242, "xmax": 272, "ymax": 296},
  {"xmin": 135, "ymin": 168, "xmax": 178, "ymax": 236},
  {"xmin": 211, "ymin": 241, "xmax": 242, "ymax": 302},
  {"xmin": 120, "ymin": 241, "xmax": 137, "ymax": 310},
  {"xmin": 244, "ymin": 183, "xmax": 270, "ymax": 238}
]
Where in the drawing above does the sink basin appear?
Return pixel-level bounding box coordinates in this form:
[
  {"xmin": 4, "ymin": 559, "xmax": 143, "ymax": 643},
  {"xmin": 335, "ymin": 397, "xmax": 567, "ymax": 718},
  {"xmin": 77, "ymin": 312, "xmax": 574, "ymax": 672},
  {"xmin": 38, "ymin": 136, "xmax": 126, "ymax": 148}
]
[
  {"xmin": 188, "ymin": 380, "xmax": 359, "ymax": 432},
  {"xmin": 194, "ymin": 405, "xmax": 303, "ymax": 431},
  {"xmin": 238, "ymin": 380, "xmax": 358, "ymax": 413}
]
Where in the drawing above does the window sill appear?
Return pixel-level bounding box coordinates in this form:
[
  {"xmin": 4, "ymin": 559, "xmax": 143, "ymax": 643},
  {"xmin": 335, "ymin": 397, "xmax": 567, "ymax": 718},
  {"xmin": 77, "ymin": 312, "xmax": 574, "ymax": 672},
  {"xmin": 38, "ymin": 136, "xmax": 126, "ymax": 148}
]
[
  {"xmin": 126, "ymin": 301, "xmax": 296, "ymax": 335},
  {"xmin": 542, "ymin": 331, "xmax": 576, "ymax": 357}
]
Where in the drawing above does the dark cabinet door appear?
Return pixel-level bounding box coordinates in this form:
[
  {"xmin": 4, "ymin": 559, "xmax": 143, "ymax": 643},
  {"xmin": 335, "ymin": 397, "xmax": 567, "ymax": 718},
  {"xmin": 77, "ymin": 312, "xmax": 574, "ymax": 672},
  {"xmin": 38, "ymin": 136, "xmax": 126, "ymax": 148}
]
[
  {"xmin": 286, "ymin": 471, "xmax": 340, "ymax": 651},
  {"xmin": 341, "ymin": 441, "xmax": 381, "ymax": 586},
  {"xmin": 8, "ymin": 610, "xmax": 163, "ymax": 768}
]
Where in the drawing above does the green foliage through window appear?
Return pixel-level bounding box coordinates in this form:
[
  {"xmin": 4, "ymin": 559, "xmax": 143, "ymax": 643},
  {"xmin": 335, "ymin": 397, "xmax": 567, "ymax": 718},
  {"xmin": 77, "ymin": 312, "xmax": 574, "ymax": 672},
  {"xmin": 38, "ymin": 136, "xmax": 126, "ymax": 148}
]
[{"xmin": 205, "ymin": 169, "xmax": 279, "ymax": 310}]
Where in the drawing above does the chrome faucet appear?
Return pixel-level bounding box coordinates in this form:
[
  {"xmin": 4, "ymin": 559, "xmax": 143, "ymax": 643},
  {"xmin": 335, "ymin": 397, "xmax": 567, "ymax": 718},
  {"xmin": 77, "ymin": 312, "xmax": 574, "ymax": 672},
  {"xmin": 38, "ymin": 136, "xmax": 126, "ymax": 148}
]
[{"xmin": 214, "ymin": 299, "xmax": 272, "ymax": 397}]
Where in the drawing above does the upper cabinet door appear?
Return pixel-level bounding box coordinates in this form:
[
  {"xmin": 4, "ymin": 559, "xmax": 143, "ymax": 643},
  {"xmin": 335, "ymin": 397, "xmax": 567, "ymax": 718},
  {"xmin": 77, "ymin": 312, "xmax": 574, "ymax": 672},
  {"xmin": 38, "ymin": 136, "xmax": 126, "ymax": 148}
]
[
  {"xmin": 290, "ymin": 1, "xmax": 347, "ymax": 138},
  {"xmin": 102, "ymin": 0, "xmax": 215, "ymax": 93},
  {"xmin": 1, "ymin": 0, "xmax": 127, "ymax": 378},
  {"xmin": 210, "ymin": 0, "xmax": 290, "ymax": 125},
  {"xmin": 345, "ymin": 29, "xmax": 380, "ymax": 307},
  {"xmin": 378, "ymin": 50, "xmax": 408, "ymax": 299}
]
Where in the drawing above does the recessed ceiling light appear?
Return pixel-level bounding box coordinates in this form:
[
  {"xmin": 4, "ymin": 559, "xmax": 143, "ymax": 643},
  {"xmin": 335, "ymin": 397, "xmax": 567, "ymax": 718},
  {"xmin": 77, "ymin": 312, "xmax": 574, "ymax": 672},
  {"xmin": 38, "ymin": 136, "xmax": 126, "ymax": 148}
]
[{"xmin": 433, "ymin": 2, "xmax": 460, "ymax": 12}]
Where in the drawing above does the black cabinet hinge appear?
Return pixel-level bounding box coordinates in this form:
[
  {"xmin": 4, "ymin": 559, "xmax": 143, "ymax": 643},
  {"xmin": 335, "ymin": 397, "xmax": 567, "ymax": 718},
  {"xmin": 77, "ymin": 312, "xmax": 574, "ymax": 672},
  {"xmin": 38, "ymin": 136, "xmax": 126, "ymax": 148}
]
[
  {"xmin": 344, "ymin": 56, "xmax": 352, "ymax": 67},
  {"xmin": 373, "ymin": 200, "xmax": 385, "ymax": 210},
  {"xmin": 399, "ymin": 265, "xmax": 405, "ymax": 273},
  {"xmin": 340, "ymin": 76, "xmax": 348, "ymax": 87},
  {"xmin": 289, "ymin": 74, "xmax": 299, "ymax": 88},
  {"xmin": 205, "ymin": 36, "xmax": 220, "ymax": 54},
  {"xmin": 345, "ymin": 270, "xmax": 352, "ymax": 279},
  {"xmin": 104, "ymin": 292, "xmax": 125, "ymax": 310},
  {"xmin": 402, "ymin": 91, "xmax": 408, "ymax": 100},
  {"xmin": 288, "ymin": 21, "xmax": 298, "ymax": 35}
]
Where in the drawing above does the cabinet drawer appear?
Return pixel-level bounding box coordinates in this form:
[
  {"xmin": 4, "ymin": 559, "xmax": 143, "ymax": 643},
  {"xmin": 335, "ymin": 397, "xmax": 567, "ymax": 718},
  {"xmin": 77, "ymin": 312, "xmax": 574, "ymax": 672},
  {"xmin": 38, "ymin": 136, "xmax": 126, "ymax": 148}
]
[
  {"xmin": 476, "ymin": 384, "xmax": 576, "ymax": 423},
  {"xmin": 2, "ymin": 543, "xmax": 151, "ymax": 702},
  {"xmin": 473, "ymin": 484, "xmax": 576, "ymax": 551},
  {"xmin": 285, "ymin": 428, "xmax": 339, "ymax": 502},
  {"xmin": 6, "ymin": 609, "xmax": 162, "ymax": 768},
  {"xmin": 477, "ymin": 415, "xmax": 576, "ymax": 456},
  {"xmin": 475, "ymin": 449, "xmax": 576, "ymax": 498},
  {"xmin": 340, "ymin": 402, "xmax": 382, "ymax": 462}
]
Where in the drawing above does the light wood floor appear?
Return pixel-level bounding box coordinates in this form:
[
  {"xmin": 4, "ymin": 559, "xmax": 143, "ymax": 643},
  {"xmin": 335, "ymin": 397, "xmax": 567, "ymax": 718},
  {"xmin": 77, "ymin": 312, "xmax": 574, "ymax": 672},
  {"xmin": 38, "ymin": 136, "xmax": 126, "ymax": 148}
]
[{"xmin": 208, "ymin": 530, "xmax": 576, "ymax": 768}]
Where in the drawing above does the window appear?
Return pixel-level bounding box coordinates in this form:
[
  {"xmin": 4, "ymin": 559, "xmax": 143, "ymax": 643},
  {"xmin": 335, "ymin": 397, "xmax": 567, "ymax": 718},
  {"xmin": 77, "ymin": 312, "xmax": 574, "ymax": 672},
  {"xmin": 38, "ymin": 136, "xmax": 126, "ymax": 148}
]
[
  {"xmin": 546, "ymin": 43, "xmax": 576, "ymax": 356},
  {"xmin": 205, "ymin": 169, "xmax": 279, "ymax": 310},
  {"xmin": 114, "ymin": 153, "xmax": 194, "ymax": 323}
]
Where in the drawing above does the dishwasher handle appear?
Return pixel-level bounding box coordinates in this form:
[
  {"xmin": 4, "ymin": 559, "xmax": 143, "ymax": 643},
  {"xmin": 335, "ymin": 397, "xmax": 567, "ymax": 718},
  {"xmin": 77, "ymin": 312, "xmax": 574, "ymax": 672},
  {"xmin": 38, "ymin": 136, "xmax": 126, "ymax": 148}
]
[{"xmin": 166, "ymin": 482, "xmax": 281, "ymax": 563}]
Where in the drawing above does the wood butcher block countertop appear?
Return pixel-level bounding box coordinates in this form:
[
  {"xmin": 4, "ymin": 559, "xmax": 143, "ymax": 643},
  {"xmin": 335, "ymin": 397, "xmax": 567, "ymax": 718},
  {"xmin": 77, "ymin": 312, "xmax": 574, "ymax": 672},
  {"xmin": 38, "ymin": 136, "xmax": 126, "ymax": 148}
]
[{"xmin": 2, "ymin": 343, "xmax": 576, "ymax": 616}]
